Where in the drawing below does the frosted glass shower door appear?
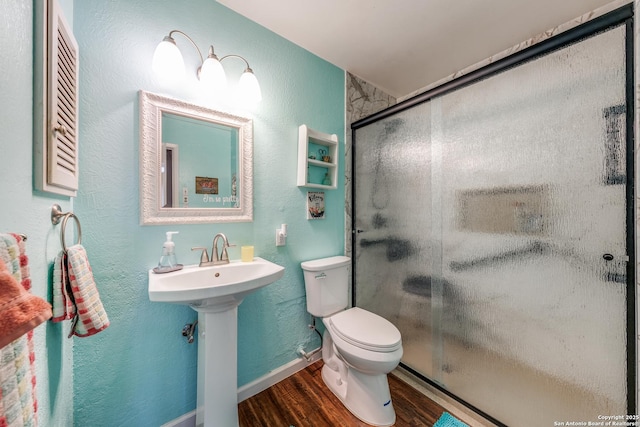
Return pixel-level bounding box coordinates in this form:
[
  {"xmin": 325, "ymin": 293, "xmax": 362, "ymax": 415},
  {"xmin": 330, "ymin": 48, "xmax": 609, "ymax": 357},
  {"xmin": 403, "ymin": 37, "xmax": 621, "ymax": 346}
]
[
  {"xmin": 353, "ymin": 22, "xmax": 630, "ymax": 426},
  {"xmin": 353, "ymin": 103, "xmax": 435, "ymax": 376}
]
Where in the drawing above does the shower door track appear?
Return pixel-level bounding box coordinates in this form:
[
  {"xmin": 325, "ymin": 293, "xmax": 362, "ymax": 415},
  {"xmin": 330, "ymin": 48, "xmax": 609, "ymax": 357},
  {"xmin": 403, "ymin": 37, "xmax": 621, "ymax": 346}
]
[{"xmin": 351, "ymin": 4, "xmax": 636, "ymax": 424}]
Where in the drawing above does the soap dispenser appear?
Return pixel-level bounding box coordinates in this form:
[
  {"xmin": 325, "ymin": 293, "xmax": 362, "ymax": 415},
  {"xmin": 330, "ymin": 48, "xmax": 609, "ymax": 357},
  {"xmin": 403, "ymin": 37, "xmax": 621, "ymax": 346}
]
[{"xmin": 153, "ymin": 231, "xmax": 183, "ymax": 274}]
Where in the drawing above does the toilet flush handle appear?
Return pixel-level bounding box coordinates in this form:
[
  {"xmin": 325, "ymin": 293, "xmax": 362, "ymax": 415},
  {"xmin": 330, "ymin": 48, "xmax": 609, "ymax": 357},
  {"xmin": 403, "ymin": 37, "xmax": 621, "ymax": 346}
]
[{"xmin": 315, "ymin": 272, "xmax": 327, "ymax": 280}]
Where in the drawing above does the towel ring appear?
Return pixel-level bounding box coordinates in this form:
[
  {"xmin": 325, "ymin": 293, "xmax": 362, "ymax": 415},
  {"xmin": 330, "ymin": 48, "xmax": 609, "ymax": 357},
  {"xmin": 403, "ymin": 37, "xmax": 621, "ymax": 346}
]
[{"xmin": 51, "ymin": 204, "xmax": 82, "ymax": 252}]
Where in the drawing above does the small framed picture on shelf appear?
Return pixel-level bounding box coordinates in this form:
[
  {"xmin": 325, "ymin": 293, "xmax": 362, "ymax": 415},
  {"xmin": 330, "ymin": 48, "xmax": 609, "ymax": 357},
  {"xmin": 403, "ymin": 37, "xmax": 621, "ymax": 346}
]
[{"xmin": 307, "ymin": 191, "xmax": 325, "ymax": 220}]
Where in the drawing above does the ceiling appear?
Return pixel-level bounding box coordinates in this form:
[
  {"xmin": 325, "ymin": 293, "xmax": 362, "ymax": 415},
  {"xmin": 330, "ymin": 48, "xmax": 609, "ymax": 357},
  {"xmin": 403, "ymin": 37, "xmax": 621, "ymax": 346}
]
[{"xmin": 217, "ymin": 0, "xmax": 617, "ymax": 99}]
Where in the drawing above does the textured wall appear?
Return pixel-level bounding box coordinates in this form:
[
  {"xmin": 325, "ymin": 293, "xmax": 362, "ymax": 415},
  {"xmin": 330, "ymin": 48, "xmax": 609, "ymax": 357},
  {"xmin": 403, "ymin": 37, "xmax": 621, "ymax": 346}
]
[
  {"xmin": 0, "ymin": 1, "xmax": 74, "ymax": 426},
  {"xmin": 72, "ymin": 1, "xmax": 344, "ymax": 426}
]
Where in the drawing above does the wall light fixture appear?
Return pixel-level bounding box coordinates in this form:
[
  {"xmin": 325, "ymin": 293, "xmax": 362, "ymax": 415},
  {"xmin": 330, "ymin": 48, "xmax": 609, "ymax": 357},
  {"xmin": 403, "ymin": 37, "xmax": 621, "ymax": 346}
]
[{"xmin": 152, "ymin": 30, "xmax": 262, "ymax": 105}]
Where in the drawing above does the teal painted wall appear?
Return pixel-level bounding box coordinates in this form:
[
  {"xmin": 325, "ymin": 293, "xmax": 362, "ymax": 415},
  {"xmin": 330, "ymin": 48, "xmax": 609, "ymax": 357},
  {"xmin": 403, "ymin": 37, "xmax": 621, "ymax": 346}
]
[
  {"xmin": 0, "ymin": 1, "xmax": 75, "ymax": 426},
  {"xmin": 72, "ymin": 1, "xmax": 344, "ymax": 426}
]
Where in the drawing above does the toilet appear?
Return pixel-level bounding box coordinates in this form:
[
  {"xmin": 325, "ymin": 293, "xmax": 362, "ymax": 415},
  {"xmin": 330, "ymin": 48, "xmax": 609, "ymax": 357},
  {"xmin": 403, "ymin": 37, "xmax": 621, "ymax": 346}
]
[{"xmin": 301, "ymin": 256, "xmax": 403, "ymax": 427}]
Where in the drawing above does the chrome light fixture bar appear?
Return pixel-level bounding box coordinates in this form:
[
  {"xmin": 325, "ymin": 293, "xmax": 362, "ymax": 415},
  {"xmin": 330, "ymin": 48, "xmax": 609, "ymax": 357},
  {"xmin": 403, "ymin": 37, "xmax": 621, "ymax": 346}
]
[{"xmin": 152, "ymin": 30, "xmax": 262, "ymax": 105}]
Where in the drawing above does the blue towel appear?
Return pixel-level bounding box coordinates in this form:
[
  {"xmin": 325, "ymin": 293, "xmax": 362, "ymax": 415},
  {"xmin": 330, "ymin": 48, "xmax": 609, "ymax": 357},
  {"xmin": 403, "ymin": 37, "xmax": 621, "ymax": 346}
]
[{"xmin": 434, "ymin": 412, "xmax": 469, "ymax": 427}]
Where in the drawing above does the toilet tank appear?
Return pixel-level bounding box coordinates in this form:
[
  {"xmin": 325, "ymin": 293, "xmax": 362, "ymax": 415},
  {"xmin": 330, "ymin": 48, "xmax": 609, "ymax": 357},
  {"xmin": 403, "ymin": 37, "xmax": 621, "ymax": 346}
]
[{"xmin": 301, "ymin": 256, "xmax": 351, "ymax": 317}]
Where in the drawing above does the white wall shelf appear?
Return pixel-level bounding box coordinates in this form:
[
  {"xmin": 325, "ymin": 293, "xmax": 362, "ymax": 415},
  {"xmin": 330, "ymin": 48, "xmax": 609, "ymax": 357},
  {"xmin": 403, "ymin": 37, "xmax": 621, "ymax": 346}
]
[{"xmin": 297, "ymin": 124, "xmax": 338, "ymax": 190}]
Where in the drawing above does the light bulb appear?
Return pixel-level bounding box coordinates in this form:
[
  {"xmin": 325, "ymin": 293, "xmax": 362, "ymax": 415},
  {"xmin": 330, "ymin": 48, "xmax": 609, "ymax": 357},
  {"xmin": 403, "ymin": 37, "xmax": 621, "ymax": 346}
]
[
  {"xmin": 238, "ymin": 68, "xmax": 262, "ymax": 106},
  {"xmin": 200, "ymin": 55, "xmax": 227, "ymax": 92},
  {"xmin": 152, "ymin": 36, "xmax": 185, "ymax": 84}
]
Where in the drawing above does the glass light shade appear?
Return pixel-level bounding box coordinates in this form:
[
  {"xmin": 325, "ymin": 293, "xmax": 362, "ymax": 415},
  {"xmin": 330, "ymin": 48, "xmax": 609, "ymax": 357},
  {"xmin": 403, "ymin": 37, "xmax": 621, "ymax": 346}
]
[
  {"xmin": 238, "ymin": 70, "xmax": 262, "ymax": 105},
  {"xmin": 152, "ymin": 38, "xmax": 185, "ymax": 83},
  {"xmin": 200, "ymin": 56, "xmax": 227, "ymax": 92}
]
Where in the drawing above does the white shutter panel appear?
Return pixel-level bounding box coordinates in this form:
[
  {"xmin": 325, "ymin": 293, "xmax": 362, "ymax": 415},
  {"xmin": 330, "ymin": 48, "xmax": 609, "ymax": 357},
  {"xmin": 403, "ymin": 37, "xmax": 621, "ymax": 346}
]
[{"xmin": 47, "ymin": 0, "xmax": 79, "ymax": 194}]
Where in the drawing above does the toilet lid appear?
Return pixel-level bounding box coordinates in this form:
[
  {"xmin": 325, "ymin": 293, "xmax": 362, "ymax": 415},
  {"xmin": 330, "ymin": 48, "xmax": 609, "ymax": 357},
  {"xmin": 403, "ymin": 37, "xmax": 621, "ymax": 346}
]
[{"xmin": 329, "ymin": 307, "xmax": 401, "ymax": 352}]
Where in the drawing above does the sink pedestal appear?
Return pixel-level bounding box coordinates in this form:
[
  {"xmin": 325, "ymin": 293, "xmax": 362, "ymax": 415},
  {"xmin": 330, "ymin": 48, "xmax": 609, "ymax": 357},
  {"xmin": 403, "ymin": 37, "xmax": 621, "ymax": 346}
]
[
  {"xmin": 194, "ymin": 300, "xmax": 241, "ymax": 427},
  {"xmin": 147, "ymin": 258, "xmax": 285, "ymax": 427}
]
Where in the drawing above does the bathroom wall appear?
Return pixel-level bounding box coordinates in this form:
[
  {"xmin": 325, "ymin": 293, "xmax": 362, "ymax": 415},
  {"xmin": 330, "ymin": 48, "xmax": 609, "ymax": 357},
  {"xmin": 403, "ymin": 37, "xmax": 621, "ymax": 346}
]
[
  {"xmin": 0, "ymin": 1, "xmax": 75, "ymax": 426},
  {"xmin": 71, "ymin": 1, "xmax": 344, "ymax": 426}
]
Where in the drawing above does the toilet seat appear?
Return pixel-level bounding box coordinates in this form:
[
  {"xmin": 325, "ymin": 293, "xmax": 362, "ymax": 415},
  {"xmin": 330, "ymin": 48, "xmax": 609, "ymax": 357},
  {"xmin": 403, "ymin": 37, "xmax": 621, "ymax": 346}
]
[{"xmin": 328, "ymin": 307, "xmax": 401, "ymax": 353}]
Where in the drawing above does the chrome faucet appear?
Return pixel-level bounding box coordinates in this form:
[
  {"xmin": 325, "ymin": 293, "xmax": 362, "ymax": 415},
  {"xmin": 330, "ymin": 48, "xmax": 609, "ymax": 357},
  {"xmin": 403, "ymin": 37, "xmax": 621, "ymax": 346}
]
[
  {"xmin": 191, "ymin": 233, "xmax": 235, "ymax": 267},
  {"xmin": 212, "ymin": 233, "xmax": 234, "ymax": 264}
]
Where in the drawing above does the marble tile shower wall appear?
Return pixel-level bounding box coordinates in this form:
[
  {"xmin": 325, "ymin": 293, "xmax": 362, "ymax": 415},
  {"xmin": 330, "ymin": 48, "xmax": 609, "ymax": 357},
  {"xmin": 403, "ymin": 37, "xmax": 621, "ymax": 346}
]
[{"xmin": 344, "ymin": 0, "xmax": 640, "ymax": 408}]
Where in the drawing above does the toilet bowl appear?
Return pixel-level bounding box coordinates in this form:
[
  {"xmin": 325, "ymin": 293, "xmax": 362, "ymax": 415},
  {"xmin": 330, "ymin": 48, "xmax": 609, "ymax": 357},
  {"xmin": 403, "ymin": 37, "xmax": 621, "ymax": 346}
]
[
  {"xmin": 301, "ymin": 256, "xmax": 403, "ymax": 427},
  {"xmin": 321, "ymin": 307, "xmax": 402, "ymax": 426}
]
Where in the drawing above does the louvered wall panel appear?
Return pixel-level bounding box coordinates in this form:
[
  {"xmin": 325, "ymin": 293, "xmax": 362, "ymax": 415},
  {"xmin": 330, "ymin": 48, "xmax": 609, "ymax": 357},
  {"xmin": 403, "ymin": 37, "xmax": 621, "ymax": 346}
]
[{"xmin": 47, "ymin": 2, "xmax": 79, "ymax": 193}]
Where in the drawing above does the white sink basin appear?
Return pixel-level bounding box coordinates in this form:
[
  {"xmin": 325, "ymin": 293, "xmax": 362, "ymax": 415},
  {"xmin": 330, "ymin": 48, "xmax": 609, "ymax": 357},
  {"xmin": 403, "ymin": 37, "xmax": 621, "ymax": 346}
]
[{"xmin": 148, "ymin": 257, "xmax": 284, "ymax": 307}]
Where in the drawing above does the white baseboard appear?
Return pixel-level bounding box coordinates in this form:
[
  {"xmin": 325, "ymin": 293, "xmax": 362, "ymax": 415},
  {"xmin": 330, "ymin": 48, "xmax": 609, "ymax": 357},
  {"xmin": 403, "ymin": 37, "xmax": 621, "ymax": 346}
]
[
  {"xmin": 161, "ymin": 350, "xmax": 322, "ymax": 427},
  {"xmin": 160, "ymin": 409, "xmax": 197, "ymax": 427},
  {"xmin": 237, "ymin": 348, "xmax": 322, "ymax": 402}
]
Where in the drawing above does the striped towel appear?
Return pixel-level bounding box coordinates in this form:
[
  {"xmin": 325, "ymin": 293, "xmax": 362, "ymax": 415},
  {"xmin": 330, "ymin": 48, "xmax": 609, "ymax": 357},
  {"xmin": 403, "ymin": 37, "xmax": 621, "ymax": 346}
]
[
  {"xmin": 0, "ymin": 257, "xmax": 52, "ymax": 348},
  {"xmin": 0, "ymin": 233, "xmax": 43, "ymax": 427},
  {"xmin": 51, "ymin": 252, "xmax": 75, "ymax": 322},
  {"xmin": 65, "ymin": 244, "xmax": 109, "ymax": 337}
]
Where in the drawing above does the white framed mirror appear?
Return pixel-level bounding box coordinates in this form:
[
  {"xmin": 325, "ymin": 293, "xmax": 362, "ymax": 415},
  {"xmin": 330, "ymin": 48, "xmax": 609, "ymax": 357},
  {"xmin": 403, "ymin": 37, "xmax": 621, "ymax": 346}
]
[{"xmin": 139, "ymin": 90, "xmax": 253, "ymax": 224}]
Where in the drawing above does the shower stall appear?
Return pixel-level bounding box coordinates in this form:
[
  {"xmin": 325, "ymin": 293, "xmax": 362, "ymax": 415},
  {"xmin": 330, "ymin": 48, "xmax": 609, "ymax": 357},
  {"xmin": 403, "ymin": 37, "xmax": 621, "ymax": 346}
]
[{"xmin": 351, "ymin": 6, "xmax": 634, "ymax": 426}]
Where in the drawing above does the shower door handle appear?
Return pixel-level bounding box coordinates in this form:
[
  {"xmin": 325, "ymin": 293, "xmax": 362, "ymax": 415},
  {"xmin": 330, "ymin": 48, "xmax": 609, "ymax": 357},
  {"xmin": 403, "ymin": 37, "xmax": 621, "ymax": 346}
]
[
  {"xmin": 601, "ymin": 252, "xmax": 629, "ymax": 284},
  {"xmin": 602, "ymin": 253, "xmax": 629, "ymax": 262}
]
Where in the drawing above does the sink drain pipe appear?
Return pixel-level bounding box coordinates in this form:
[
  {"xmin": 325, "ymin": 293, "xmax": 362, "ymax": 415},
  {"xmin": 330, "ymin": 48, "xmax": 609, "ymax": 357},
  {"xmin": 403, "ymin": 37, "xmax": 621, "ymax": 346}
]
[
  {"xmin": 297, "ymin": 316, "xmax": 323, "ymax": 361},
  {"xmin": 182, "ymin": 320, "xmax": 198, "ymax": 344}
]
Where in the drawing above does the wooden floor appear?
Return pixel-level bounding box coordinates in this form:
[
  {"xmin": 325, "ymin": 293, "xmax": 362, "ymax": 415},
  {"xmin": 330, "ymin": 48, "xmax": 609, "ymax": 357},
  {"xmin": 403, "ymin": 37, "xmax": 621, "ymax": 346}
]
[{"xmin": 238, "ymin": 360, "xmax": 447, "ymax": 426}]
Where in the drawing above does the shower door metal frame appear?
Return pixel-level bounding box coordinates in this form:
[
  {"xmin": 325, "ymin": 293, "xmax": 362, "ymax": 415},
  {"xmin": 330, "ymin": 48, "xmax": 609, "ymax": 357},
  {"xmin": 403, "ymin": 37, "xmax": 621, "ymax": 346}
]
[{"xmin": 351, "ymin": 4, "xmax": 635, "ymax": 421}]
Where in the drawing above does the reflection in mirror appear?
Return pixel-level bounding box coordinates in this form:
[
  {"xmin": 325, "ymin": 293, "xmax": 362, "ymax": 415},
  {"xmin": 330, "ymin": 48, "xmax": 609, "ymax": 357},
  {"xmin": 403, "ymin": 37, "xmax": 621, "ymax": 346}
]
[
  {"xmin": 139, "ymin": 91, "xmax": 253, "ymax": 224},
  {"xmin": 161, "ymin": 113, "xmax": 239, "ymax": 209}
]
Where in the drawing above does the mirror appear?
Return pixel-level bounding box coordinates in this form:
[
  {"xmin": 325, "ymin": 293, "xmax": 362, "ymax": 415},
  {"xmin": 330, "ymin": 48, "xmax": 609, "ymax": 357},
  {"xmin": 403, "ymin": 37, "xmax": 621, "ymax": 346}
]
[{"xmin": 139, "ymin": 90, "xmax": 253, "ymax": 224}]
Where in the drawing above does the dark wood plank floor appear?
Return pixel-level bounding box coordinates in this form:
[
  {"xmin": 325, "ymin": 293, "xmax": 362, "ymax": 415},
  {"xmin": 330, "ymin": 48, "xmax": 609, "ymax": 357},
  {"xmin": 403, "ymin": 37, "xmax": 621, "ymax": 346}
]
[{"xmin": 238, "ymin": 360, "xmax": 447, "ymax": 426}]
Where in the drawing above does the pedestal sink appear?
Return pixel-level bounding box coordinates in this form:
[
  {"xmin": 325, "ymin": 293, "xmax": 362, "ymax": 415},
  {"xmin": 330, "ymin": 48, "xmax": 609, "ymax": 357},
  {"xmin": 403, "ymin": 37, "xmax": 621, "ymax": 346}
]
[{"xmin": 148, "ymin": 257, "xmax": 285, "ymax": 427}]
